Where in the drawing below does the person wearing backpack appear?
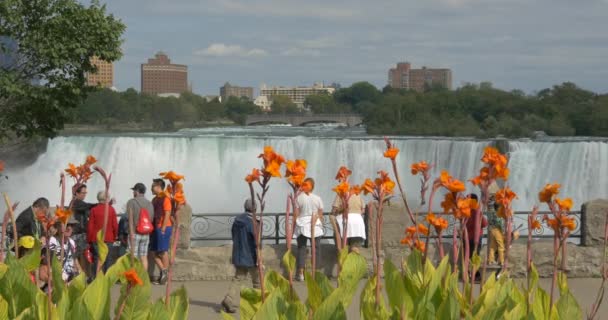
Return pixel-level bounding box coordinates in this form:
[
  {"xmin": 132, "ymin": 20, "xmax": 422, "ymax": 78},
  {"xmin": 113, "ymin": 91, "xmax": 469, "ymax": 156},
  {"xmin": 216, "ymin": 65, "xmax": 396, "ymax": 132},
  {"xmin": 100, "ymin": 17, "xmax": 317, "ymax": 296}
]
[{"xmin": 126, "ymin": 183, "xmax": 155, "ymax": 273}]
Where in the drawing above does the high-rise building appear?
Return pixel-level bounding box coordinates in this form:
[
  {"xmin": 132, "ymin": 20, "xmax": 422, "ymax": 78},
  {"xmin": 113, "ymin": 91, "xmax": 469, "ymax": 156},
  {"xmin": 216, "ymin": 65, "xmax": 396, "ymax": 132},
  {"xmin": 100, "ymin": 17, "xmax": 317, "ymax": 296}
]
[
  {"xmin": 141, "ymin": 52, "xmax": 188, "ymax": 96},
  {"xmin": 220, "ymin": 82, "xmax": 254, "ymax": 101},
  {"xmin": 388, "ymin": 62, "xmax": 452, "ymax": 92},
  {"xmin": 259, "ymin": 83, "xmax": 335, "ymax": 109},
  {"xmin": 86, "ymin": 56, "xmax": 114, "ymax": 88}
]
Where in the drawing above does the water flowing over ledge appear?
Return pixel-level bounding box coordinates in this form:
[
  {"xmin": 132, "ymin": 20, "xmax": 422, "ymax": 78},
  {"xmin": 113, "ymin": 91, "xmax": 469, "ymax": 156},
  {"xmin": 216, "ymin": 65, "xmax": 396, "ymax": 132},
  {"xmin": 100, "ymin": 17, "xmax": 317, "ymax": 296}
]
[{"xmin": 3, "ymin": 126, "xmax": 607, "ymax": 215}]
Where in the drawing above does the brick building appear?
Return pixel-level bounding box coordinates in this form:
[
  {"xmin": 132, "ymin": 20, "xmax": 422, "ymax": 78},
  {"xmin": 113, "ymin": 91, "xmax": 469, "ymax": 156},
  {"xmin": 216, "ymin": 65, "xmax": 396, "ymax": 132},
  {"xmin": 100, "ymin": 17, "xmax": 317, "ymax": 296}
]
[
  {"xmin": 388, "ymin": 62, "xmax": 452, "ymax": 91},
  {"xmin": 141, "ymin": 52, "xmax": 188, "ymax": 95},
  {"xmin": 220, "ymin": 82, "xmax": 254, "ymax": 101},
  {"xmin": 86, "ymin": 56, "xmax": 114, "ymax": 88}
]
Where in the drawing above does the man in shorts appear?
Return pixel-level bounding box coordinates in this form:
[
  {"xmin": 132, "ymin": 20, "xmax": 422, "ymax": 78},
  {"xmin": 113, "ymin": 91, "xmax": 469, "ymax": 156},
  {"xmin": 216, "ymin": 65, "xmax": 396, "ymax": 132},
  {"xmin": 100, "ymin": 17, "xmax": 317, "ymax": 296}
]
[
  {"xmin": 150, "ymin": 178, "xmax": 172, "ymax": 285},
  {"xmin": 126, "ymin": 183, "xmax": 155, "ymax": 273}
]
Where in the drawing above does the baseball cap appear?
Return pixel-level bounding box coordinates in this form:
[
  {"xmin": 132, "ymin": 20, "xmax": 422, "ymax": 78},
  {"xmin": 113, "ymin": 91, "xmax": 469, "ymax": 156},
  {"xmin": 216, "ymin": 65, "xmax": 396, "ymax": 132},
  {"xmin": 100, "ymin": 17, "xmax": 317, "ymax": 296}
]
[{"xmin": 131, "ymin": 183, "xmax": 146, "ymax": 194}]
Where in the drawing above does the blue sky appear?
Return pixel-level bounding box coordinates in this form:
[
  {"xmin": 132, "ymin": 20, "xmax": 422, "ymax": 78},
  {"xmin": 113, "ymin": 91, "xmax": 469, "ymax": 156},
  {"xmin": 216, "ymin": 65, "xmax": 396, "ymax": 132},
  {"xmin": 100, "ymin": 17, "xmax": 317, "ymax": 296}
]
[{"xmin": 101, "ymin": 0, "xmax": 608, "ymax": 95}]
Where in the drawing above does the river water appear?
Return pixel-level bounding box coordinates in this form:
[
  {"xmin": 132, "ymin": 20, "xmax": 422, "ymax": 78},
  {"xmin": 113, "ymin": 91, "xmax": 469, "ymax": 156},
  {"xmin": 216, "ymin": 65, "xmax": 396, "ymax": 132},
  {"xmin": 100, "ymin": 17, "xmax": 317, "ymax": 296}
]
[{"xmin": 2, "ymin": 125, "xmax": 607, "ymax": 215}]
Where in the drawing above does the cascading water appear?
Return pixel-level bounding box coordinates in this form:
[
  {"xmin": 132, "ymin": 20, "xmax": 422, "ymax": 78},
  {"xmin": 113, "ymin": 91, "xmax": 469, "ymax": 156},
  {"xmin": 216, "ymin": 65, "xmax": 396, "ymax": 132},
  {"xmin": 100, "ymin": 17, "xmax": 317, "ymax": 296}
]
[
  {"xmin": 508, "ymin": 139, "xmax": 608, "ymax": 211},
  {"xmin": 2, "ymin": 127, "xmax": 606, "ymax": 216}
]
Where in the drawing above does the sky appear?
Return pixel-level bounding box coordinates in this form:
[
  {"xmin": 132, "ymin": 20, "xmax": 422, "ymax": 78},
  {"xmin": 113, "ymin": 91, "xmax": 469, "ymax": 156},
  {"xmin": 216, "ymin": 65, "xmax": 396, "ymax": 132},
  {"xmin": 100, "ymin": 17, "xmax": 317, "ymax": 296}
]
[{"xmin": 100, "ymin": 0, "xmax": 608, "ymax": 96}]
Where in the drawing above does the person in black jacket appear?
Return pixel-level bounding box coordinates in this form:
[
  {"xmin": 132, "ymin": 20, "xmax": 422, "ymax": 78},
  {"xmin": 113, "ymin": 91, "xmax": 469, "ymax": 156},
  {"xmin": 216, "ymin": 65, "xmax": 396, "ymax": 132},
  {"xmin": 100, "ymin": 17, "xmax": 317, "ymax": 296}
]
[
  {"xmin": 15, "ymin": 198, "xmax": 50, "ymax": 239},
  {"xmin": 221, "ymin": 199, "xmax": 260, "ymax": 313},
  {"xmin": 70, "ymin": 184, "xmax": 96, "ymax": 277}
]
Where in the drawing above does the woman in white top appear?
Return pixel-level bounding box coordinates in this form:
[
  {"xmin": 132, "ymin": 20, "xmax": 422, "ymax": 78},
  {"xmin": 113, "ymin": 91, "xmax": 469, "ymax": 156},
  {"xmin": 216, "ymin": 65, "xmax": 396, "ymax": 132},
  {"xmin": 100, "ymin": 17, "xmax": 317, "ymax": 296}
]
[
  {"xmin": 294, "ymin": 178, "xmax": 324, "ymax": 281},
  {"xmin": 332, "ymin": 193, "xmax": 366, "ymax": 253}
]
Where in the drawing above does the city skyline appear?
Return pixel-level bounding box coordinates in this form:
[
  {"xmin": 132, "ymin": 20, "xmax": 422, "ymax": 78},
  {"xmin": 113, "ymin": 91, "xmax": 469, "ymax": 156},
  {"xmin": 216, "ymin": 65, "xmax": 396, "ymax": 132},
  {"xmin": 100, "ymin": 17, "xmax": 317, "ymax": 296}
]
[{"xmin": 100, "ymin": 0, "xmax": 608, "ymax": 95}]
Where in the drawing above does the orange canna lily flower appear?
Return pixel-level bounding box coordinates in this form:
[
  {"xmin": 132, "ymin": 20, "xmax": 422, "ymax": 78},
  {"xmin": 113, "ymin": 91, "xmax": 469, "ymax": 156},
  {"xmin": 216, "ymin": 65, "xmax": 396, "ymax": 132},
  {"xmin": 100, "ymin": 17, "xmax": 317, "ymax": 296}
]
[
  {"xmin": 495, "ymin": 187, "xmax": 517, "ymax": 208},
  {"xmin": 285, "ymin": 159, "xmax": 307, "ymax": 186},
  {"xmin": 85, "ymin": 155, "xmax": 97, "ymax": 166},
  {"xmin": 259, "ymin": 146, "xmax": 285, "ymax": 167},
  {"xmin": 439, "ymin": 170, "xmax": 466, "ymax": 193},
  {"xmin": 417, "ymin": 223, "xmax": 429, "ymax": 236},
  {"xmin": 414, "ymin": 240, "xmax": 426, "ymax": 252},
  {"xmin": 245, "ymin": 168, "xmax": 262, "ymax": 184},
  {"xmin": 265, "ymin": 160, "xmax": 282, "ymax": 177},
  {"xmin": 350, "ymin": 185, "xmax": 362, "ymax": 195},
  {"xmin": 400, "ymin": 237, "xmax": 412, "ymax": 246},
  {"xmin": 174, "ymin": 191, "xmax": 186, "ymax": 205},
  {"xmin": 410, "ymin": 161, "xmax": 430, "ymax": 175},
  {"xmin": 333, "ymin": 181, "xmax": 350, "ymax": 197},
  {"xmin": 362, "ymin": 179, "xmax": 375, "ymax": 195},
  {"xmin": 538, "ymin": 183, "xmax": 560, "ymax": 203},
  {"xmin": 555, "ymin": 198, "xmax": 573, "ymax": 212},
  {"xmin": 375, "ymin": 170, "xmax": 395, "ymax": 194},
  {"xmin": 124, "ymin": 269, "xmax": 143, "ymax": 286},
  {"xmin": 65, "ymin": 163, "xmax": 78, "ymax": 178},
  {"xmin": 531, "ymin": 219, "xmax": 542, "ymax": 230},
  {"xmin": 55, "ymin": 207, "xmax": 73, "ymax": 224},
  {"xmin": 383, "ymin": 147, "xmax": 399, "ymax": 160},
  {"xmin": 160, "ymin": 171, "xmax": 185, "ymax": 184},
  {"xmin": 335, "ymin": 166, "xmax": 352, "ymax": 182},
  {"xmin": 561, "ymin": 216, "xmax": 576, "ymax": 231}
]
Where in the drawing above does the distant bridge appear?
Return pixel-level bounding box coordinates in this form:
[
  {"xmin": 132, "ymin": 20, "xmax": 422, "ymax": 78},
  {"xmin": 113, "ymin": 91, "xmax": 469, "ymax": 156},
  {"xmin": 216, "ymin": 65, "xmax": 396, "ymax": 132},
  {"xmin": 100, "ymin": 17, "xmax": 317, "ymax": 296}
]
[{"xmin": 245, "ymin": 113, "xmax": 363, "ymax": 127}]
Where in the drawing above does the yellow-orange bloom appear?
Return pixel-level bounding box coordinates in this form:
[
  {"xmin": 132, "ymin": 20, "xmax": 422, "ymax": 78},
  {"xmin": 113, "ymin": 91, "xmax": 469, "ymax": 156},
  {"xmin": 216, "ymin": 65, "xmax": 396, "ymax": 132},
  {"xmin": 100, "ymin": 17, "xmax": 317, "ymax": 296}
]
[
  {"xmin": 245, "ymin": 168, "xmax": 261, "ymax": 184},
  {"xmin": 410, "ymin": 161, "xmax": 430, "ymax": 175},
  {"xmin": 350, "ymin": 185, "xmax": 362, "ymax": 195},
  {"xmin": 414, "ymin": 240, "xmax": 426, "ymax": 252},
  {"xmin": 455, "ymin": 198, "xmax": 478, "ymax": 219},
  {"xmin": 375, "ymin": 170, "xmax": 395, "ymax": 194},
  {"xmin": 362, "ymin": 179, "xmax": 375, "ymax": 195},
  {"xmin": 439, "ymin": 170, "xmax": 466, "ymax": 193},
  {"xmin": 383, "ymin": 147, "xmax": 399, "ymax": 160},
  {"xmin": 555, "ymin": 198, "xmax": 573, "ymax": 212},
  {"xmin": 85, "ymin": 155, "xmax": 97, "ymax": 166},
  {"xmin": 561, "ymin": 216, "xmax": 576, "ymax": 231},
  {"xmin": 265, "ymin": 161, "xmax": 282, "ymax": 177},
  {"xmin": 333, "ymin": 181, "xmax": 350, "ymax": 197},
  {"xmin": 160, "ymin": 171, "xmax": 185, "ymax": 184},
  {"xmin": 539, "ymin": 183, "xmax": 560, "ymax": 203},
  {"xmin": 65, "ymin": 163, "xmax": 78, "ymax": 178},
  {"xmin": 285, "ymin": 159, "xmax": 307, "ymax": 186},
  {"xmin": 124, "ymin": 269, "xmax": 143, "ymax": 286},
  {"xmin": 531, "ymin": 219, "xmax": 541, "ymax": 230},
  {"xmin": 259, "ymin": 146, "xmax": 285, "ymax": 166},
  {"xmin": 426, "ymin": 213, "xmax": 449, "ymax": 233},
  {"xmin": 495, "ymin": 187, "xmax": 517, "ymax": 208},
  {"xmin": 55, "ymin": 207, "xmax": 73, "ymax": 224},
  {"xmin": 417, "ymin": 223, "xmax": 429, "ymax": 236},
  {"xmin": 545, "ymin": 216, "xmax": 559, "ymax": 232},
  {"xmin": 335, "ymin": 166, "xmax": 352, "ymax": 181}
]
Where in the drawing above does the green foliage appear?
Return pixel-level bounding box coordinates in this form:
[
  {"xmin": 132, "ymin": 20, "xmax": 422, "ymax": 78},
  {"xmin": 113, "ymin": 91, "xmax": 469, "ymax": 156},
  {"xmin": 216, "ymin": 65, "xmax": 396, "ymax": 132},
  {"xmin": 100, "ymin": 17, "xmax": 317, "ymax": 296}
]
[
  {"xmin": 0, "ymin": 0, "xmax": 125, "ymax": 139},
  {"xmin": 236, "ymin": 250, "xmax": 586, "ymax": 320},
  {"xmin": 269, "ymin": 95, "xmax": 299, "ymax": 114},
  {"xmin": 0, "ymin": 253, "xmax": 189, "ymax": 319},
  {"xmin": 72, "ymin": 89, "xmax": 262, "ymax": 128}
]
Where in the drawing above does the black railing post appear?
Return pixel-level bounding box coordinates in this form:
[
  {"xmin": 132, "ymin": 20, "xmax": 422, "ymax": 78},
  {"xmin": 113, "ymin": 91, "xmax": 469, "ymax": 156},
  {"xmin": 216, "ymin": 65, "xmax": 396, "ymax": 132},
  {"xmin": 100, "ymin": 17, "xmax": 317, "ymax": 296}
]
[
  {"xmin": 580, "ymin": 205, "xmax": 587, "ymax": 246},
  {"xmin": 275, "ymin": 214, "xmax": 280, "ymax": 245}
]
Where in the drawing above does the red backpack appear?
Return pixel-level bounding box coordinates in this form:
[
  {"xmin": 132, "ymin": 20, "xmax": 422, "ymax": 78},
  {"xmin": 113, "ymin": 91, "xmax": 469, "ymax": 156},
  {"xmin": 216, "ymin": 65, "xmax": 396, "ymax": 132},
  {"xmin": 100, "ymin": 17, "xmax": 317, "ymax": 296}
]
[{"xmin": 135, "ymin": 200, "xmax": 153, "ymax": 234}]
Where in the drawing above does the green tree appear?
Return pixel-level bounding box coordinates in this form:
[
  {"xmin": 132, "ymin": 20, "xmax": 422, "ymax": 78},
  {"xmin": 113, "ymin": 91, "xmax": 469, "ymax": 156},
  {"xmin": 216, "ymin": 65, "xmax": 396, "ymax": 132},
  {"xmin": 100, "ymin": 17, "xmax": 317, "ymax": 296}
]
[
  {"xmin": 334, "ymin": 82, "xmax": 381, "ymax": 113},
  {"xmin": 269, "ymin": 95, "xmax": 299, "ymax": 114},
  {"xmin": 225, "ymin": 96, "xmax": 260, "ymax": 124},
  {"xmin": 0, "ymin": 0, "xmax": 125, "ymax": 139}
]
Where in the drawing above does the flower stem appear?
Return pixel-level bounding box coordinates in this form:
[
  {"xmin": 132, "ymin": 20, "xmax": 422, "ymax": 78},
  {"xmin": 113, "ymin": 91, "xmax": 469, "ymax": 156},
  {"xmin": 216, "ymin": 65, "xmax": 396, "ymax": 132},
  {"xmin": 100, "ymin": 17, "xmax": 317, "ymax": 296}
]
[
  {"xmin": 2, "ymin": 194, "xmax": 18, "ymax": 258},
  {"xmin": 164, "ymin": 201, "xmax": 181, "ymax": 307},
  {"xmin": 115, "ymin": 285, "xmax": 132, "ymax": 320},
  {"xmin": 375, "ymin": 195, "xmax": 385, "ymax": 308}
]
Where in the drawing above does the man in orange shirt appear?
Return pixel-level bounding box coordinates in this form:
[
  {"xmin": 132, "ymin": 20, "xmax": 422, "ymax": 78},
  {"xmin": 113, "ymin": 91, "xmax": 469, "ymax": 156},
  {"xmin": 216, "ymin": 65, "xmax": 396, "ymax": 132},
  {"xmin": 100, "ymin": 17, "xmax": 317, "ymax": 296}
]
[{"xmin": 150, "ymin": 178, "xmax": 172, "ymax": 285}]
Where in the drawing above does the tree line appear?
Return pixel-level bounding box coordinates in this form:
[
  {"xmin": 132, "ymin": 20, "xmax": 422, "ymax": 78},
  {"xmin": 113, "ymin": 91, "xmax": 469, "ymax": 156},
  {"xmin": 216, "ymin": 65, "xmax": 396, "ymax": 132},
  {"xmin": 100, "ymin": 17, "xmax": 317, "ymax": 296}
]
[{"xmin": 71, "ymin": 81, "xmax": 608, "ymax": 137}]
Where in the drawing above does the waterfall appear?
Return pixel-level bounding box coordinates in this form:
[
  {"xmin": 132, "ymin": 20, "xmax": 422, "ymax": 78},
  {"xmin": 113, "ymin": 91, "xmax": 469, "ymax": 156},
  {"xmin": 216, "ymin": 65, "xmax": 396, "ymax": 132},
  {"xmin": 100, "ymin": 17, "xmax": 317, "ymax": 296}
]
[
  {"xmin": 2, "ymin": 134, "xmax": 490, "ymax": 214},
  {"xmin": 3, "ymin": 131, "xmax": 606, "ymax": 215},
  {"xmin": 508, "ymin": 140, "xmax": 608, "ymax": 211}
]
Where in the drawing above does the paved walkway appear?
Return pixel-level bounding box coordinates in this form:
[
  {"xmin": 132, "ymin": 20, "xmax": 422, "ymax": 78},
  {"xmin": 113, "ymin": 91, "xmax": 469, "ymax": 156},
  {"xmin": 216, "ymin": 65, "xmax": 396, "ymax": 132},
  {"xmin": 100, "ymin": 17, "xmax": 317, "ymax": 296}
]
[{"xmin": 143, "ymin": 278, "xmax": 607, "ymax": 319}]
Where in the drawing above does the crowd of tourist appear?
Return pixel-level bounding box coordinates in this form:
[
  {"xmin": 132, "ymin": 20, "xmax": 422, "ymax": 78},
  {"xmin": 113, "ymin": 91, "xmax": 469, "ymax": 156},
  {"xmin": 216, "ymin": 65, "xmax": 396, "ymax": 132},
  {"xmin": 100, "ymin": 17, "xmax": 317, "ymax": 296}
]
[{"xmin": 9, "ymin": 179, "xmax": 176, "ymax": 286}]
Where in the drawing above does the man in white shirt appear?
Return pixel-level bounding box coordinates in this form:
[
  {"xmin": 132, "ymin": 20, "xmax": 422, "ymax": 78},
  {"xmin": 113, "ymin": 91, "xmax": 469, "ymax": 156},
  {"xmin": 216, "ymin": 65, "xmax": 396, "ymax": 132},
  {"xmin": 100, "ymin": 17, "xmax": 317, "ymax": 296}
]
[{"xmin": 294, "ymin": 178, "xmax": 324, "ymax": 281}]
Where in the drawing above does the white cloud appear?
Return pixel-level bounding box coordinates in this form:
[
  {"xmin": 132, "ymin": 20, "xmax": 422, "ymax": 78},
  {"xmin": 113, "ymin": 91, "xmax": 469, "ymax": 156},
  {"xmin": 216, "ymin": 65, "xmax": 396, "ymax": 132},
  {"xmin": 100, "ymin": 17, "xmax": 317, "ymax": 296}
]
[{"xmin": 194, "ymin": 43, "xmax": 267, "ymax": 57}]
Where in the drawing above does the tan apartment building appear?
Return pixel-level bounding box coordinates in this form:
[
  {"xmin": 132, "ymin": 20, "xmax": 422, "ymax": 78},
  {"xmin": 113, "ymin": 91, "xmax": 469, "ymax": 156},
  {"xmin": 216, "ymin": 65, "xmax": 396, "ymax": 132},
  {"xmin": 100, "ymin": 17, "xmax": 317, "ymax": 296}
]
[
  {"xmin": 220, "ymin": 82, "xmax": 254, "ymax": 101},
  {"xmin": 141, "ymin": 52, "xmax": 188, "ymax": 95},
  {"xmin": 259, "ymin": 83, "xmax": 335, "ymax": 109},
  {"xmin": 388, "ymin": 62, "xmax": 452, "ymax": 91},
  {"xmin": 86, "ymin": 56, "xmax": 114, "ymax": 88}
]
